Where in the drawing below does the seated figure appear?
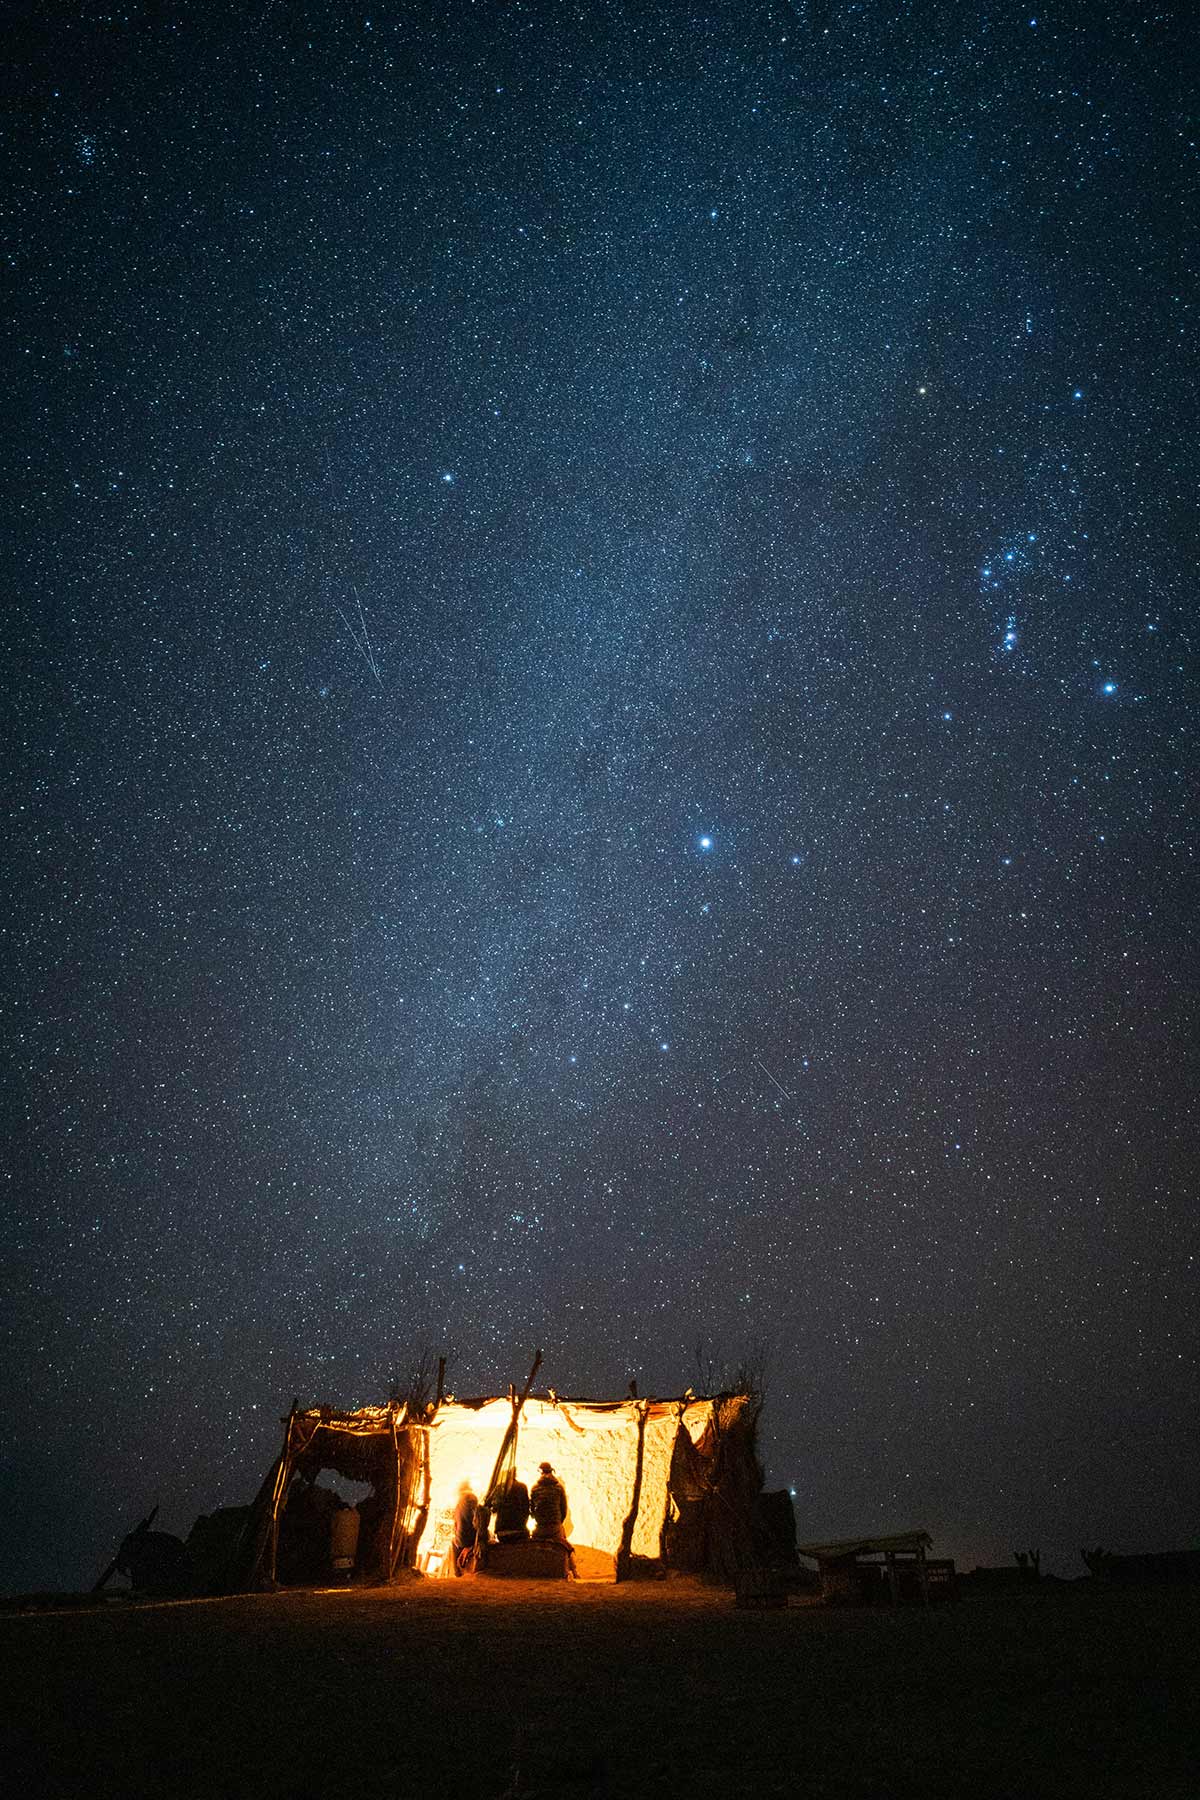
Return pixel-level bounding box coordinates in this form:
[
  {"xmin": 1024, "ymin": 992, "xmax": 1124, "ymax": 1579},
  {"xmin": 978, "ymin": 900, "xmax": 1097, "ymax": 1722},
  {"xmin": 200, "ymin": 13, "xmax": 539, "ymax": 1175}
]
[
  {"xmin": 491, "ymin": 1472, "xmax": 531, "ymax": 1544},
  {"xmin": 451, "ymin": 1481, "xmax": 478, "ymax": 1575},
  {"xmin": 530, "ymin": 1462, "xmax": 568, "ymax": 1540},
  {"xmin": 530, "ymin": 1462, "xmax": 577, "ymax": 1576}
]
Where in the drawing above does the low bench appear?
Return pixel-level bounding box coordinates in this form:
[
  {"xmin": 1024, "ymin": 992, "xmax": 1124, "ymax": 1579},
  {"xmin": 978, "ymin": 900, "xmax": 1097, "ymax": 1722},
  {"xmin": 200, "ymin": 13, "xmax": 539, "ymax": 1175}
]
[{"xmin": 478, "ymin": 1538, "xmax": 572, "ymax": 1579}]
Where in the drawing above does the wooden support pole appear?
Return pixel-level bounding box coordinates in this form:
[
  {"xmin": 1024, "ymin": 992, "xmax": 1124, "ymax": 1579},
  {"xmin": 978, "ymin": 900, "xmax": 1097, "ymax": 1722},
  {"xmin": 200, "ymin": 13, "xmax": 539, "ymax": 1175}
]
[
  {"xmin": 387, "ymin": 1401, "xmax": 414, "ymax": 1577},
  {"xmin": 518, "ymin": 1349, "xmax": 543, "ymax": 1406},
  {"xmin": 478, "ymin": 1348, "xmax": 543, "ymax": 1552},
  {"xmin": 91, "ymin": 1503, "xmax": 158, "ymax": 1593},
  {"xmin": 616, "ymin": 1399, "xmax": 650, "ymax": 1580},
  {"xmin": 267, "ymin": 1400, "xmax": 299, "ymax": 1589}
]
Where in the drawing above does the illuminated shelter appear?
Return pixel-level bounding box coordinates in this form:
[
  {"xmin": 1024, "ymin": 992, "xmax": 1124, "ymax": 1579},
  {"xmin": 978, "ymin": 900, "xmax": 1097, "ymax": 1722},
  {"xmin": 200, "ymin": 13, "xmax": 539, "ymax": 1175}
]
[{"xmin": 228, "ymin": 1388, "xmax": 762, "ymax": 1589}]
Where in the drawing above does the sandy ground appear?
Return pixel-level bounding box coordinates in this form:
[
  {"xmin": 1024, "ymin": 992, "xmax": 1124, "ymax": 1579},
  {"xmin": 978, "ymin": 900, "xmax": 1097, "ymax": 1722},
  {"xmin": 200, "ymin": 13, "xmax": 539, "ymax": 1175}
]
[{"xmin": 2, "ymin": 1577, "xmax": 1197, "ymax": 1798}]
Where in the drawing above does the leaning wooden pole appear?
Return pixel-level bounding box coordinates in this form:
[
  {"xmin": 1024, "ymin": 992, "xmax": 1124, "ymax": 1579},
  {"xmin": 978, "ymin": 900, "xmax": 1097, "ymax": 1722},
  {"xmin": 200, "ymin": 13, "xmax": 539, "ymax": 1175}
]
[
  {"xmin": 266, "ymin": 1400, "xmax": 299, "ymax": 1588},
  {"xmin": 485, "ymin": 1348, "xmax": 542, "ymax": 1503},
  {"xmin": 477, "ymin": 1348, "xmax": 543, "ymax": 1557},
  {"xmin": 386, "ymin": 1400, "xmax": 412, "ymax": 1577},
  {"xmin": 92, "ymin": 1503, "xmax": 158, "ymax": 1593}
]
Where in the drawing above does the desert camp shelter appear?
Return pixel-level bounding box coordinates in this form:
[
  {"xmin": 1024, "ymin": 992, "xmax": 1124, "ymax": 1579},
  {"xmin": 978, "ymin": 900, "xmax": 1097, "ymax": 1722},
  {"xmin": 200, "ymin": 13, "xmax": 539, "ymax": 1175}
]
[
  {"xmin": 795, "ymin": 1530, "xmax": 953, "ymax": 1605},
  {"xmin": 227, "ymin": 1383, "xmax": 762, "ymax": 1590}
]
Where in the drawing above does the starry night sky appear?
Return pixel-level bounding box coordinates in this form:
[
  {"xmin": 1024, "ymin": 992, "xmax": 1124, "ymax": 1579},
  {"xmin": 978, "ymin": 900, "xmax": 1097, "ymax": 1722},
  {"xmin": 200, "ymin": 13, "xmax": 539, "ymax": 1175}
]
[{"xmin": 5, "ymin": 0, "xmax": 1198, "ymax": 1592}]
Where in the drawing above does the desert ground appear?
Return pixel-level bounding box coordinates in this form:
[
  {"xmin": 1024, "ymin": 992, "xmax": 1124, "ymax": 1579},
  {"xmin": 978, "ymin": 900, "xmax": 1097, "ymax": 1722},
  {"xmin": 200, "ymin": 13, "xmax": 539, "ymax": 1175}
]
[{"xmin": 3, "ymin": 1577, "xmax": 1196, "ymax": 1798}]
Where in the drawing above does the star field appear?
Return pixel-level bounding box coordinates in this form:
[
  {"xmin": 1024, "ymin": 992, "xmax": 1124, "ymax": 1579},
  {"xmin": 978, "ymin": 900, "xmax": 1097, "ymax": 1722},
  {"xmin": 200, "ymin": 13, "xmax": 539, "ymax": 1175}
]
[{"xmin": 3, "ymin": 0, "xmax": 1197, "ymax": 1589}]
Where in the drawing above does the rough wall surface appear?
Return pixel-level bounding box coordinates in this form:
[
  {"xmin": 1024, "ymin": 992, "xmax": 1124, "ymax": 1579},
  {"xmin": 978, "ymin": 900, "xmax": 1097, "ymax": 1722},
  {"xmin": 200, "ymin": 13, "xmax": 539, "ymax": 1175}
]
[
  {"xmin": 411, "ymin": 1396, "xmax": 742, "ymax": 1578},
  {"xmin": 630, "ymin": 1411, "xmax": 677, "ymax": 1558},
  {"xmin": 417, "ymin": 1399, "xmax": 642, "ymax": 1577}
]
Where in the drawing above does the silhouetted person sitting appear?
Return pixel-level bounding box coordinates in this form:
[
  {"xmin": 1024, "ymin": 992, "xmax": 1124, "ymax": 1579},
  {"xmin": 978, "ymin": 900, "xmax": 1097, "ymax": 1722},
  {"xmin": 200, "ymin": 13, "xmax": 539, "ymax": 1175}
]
[
  {"xmin": 452, "ymin": 1481, "xmax": 478, "ymax": 1575},
  {"xmin": 530, "ymin": 1462, "xmax": 567, "ymax": 1537},
  {"xmin": 491, "ymin": 1472, "xmax": 531, "ymax": 1543},
  {"xmin": 531, "ymin": 1461, "xmax": 577, "ymax": 1574}
]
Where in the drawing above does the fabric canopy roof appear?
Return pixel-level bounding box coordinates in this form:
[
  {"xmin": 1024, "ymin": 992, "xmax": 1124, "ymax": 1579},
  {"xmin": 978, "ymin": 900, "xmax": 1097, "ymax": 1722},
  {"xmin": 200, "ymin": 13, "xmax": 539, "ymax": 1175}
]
[{"xmin": 795, "ymin": 1531, "xmax": 933, "ymax": 1561}]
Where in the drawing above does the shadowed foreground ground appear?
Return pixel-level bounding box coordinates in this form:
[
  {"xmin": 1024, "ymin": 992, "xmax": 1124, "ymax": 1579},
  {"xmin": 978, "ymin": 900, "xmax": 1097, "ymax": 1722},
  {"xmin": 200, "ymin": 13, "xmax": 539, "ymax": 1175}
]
[{"xmin": 3, "ymin": 1578, "xmax": 1196, "ymax": 1798}]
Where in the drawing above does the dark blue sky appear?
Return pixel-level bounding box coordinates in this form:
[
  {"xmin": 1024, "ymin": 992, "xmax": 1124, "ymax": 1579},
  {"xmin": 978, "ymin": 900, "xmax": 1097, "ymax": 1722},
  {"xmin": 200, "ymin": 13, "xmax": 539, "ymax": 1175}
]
[{"xmin": 4, "ymin": 0, "xmax": 1197, "ymax": 1590}]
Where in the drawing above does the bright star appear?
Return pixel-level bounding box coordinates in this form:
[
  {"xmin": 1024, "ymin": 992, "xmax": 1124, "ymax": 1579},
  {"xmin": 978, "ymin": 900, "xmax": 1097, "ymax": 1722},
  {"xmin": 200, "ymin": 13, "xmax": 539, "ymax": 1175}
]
[
  {"xmin": 1102, "ymin": 681, "xmax": 1117, "ymax": 695},
  {"xmin": 699, "ymin": 835, "xmax": 713, "ymax": 850}
]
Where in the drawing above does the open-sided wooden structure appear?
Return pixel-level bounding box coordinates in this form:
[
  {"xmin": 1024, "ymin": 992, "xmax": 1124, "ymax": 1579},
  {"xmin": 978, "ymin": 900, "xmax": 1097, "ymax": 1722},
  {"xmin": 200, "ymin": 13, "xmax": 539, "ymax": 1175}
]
[
  {"xmin": 226, "ymin": 1384, "xmax": 762, "ymax": 1590},
  {"xmin": 796, "ymin": 1530, "xmax": 949, "ymax": 1605}
]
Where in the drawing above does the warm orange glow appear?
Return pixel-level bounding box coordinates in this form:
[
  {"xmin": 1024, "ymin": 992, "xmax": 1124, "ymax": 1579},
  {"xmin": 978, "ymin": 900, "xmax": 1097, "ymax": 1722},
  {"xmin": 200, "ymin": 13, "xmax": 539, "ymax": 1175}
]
[{"xmin": 414, "ymin": 1398, "xmax": 717, "ymax": 1579}]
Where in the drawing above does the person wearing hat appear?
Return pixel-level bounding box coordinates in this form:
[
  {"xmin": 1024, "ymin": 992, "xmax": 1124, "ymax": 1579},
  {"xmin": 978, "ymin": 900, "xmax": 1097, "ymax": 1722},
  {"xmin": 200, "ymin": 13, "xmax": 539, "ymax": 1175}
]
[{"xmin": 530, "ymin": 1461, "xmax": 576, "ymax": 1574}]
